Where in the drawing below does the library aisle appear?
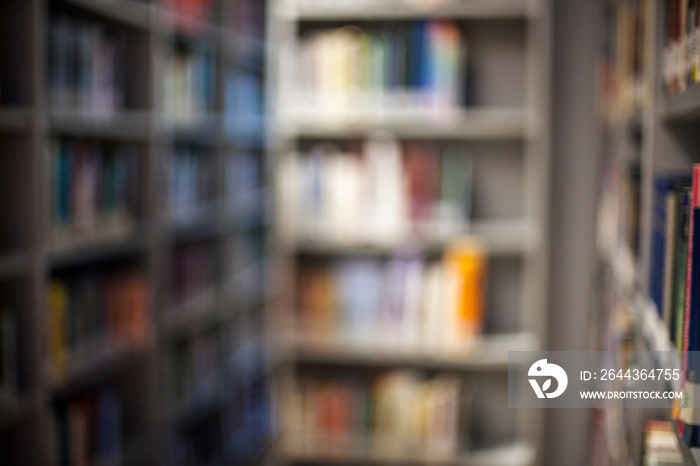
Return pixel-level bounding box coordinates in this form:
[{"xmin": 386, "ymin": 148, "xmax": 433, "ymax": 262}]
[{"xmin": 0, "ymin": 0, "xmax": 695, "ymax": 465}]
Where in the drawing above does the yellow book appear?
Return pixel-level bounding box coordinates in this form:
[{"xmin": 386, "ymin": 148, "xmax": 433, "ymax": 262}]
[{"xmin": 48, "ymin": 280, "xmax": 69, "ymax": 380}]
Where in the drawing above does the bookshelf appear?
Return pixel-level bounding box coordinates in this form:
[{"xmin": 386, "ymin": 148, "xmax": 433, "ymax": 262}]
[
  {"xmin": 0, "ymin": 0, "xmax": 276, "ymax": 464},
  {"xmin": 269, "ymin": 0, "xmax": 551, "ymax": 463},
  {"xmin": 595, "ymin": 0, "xmax": 700, "ymax": 464}
]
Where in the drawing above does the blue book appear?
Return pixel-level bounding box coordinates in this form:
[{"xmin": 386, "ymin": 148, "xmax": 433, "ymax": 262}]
[{"xmin": 681, "ymin": 165, "xmax": 700, "ymax": 445}]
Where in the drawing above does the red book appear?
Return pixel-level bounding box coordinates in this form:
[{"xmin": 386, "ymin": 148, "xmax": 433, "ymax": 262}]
[{"xmin": 404, "ymin": 144, "xmax": 440, "ymax": 232}]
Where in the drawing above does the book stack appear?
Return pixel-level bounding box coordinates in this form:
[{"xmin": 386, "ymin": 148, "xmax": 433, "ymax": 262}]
[
  {"xmin": 599, "ymin": 0, "xmax": 650, "ymax": 120},
  {"xmin": 292, "ymin": 20, "xmax": 465, "ymax": 119},
  {"xmin": 647, "ymin": 172, "xmax": 691, "ymax": 347},
  {"xmin": 162, "ymin": 42, "xmax": 217, "ymax": 126},
  {"xmin": 168, "ymin": 148, "xmax": 218, "ymax": 225},
  {"xmin": 279, "ymin": 136, "xmax": 473, "ymax": 243},
  {"xmin": 48, "ymin": 16, "xmax": 126, "ymax": 116},
  {"xmin": 0, "ymin": 307, "xmax": 16, "ymax": 404},
  {"xmin": 296, "ymin": 241, "xmax": 487, "ymax": 352},
  {"xmin": 47, "ymin": 270, "xmax": 151, "ymax": 381},
  {"xmin": 643, "ymin": 420, "xmax": 683, "ymax": 465},
  {"xmin": 285, "ymin": 371, "xmax": 472, "ymax": 457},
  {"xmin": 56, "ymin": 389, "xmax": 123, "ymax": 466},
  {"xmin": 649, "ymin": 166, "xmax": 700, "ymax": 445},
  {"xmin": 664, "ymin": 0, "xmax": 700, "ymax": 96},
  {"xmin": 51, "ymin": 139, "xmax": 139, "ymax": 246}
]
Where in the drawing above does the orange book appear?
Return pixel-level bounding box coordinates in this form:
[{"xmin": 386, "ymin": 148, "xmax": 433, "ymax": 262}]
[{"xmin": 444, "ymin": 239, "xmax": 487, "ymax": 341}]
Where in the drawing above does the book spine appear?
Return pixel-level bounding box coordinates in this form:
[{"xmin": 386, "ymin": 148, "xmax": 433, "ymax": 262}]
[{"xmin": 681, "ymin": 165, "xmax": 700, "ymax": 444}]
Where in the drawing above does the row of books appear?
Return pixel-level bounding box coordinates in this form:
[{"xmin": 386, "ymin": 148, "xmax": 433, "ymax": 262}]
[
  {"xmin": 599, "ymin": 0, "xmax": 650, "ymax": 121},
  {"xmin": 47, "ymin": 270, "xmax": 151, "ymax": 380},
  {"xmin": 166, "ymin": 327, "xmax": 266, "ymax": 413},
  {"xmin": 168, "ymin": 148, "xmax": 217, "ymax": 225},
  {"xmin": 52, "ymin": 139, "xmax": 139, "ymax": 244},
  {"xmin": 643, "ymin": 420, "xmax": 683, "ymax": 465},
  {"xmin": 48, "ymin": 16, "xmax": 126, "ymax": 116},
  {"xmin": 293, "ymin": 20, "xmax": 465, "ymax": 116},
  {"xmin": 648, "ymin": 172, "xmax": 690, "ymax": 348},
  {"xmin": 0, "ymin": 307, "xmax": 16, "ymax": 404},
  {"xmin": 56, "ymin": 389, "xmax": 124, "ymax": 466},
  {"xmin": 296, "ymin": 242, "xmax": 486, "ymax": 350},
  {"xmin": 279, "ymin": 137, "xmax": 472, "ymax": 243},
  {"xmin": 162, "ymin": 43, "xmax": 217, "ymax": 126},
  {"xmin": 285, "ymin": 371, "xmax": 472, "ymax": 456},
  {"xmin": 168, "ymin": 330, "xmax": 220, "ymax": 409},
  {"xmin": 664, "ymin": 0, "xmax": 700, "ymax": 96},
  {"xmin": 164, "ymin": 371, "xmax": 272, "ymax": 465},
  {"xmin": 651, "ymin": 166, "xmax": 700, "ymax": 446}
]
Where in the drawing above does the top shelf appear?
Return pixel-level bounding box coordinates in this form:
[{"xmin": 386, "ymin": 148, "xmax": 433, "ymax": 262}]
[
  {"xmin": 660, "ymin": 84, "xmax": 700, "ymax": 122},
  {"xmin": 281, "ymin": 0, "xmax": 541, "ymax": 21},
  {"xmin": 57, "ymin": 0, "xmax": 152, "ymax": 29}
]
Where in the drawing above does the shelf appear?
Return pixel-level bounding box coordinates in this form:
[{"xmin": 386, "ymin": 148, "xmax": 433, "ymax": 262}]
[
  {"xmin": 167, "ymin": 389, "xmax": 228, "ymax": 427},
  {"xmin": 286, "ymin": 332, "xmax": 539, "ymax": 370},
  {"xmin": 48, "ymin": 111, "xmax": 151, "ymax": 140},
  {"xmin": 49, "ymin": 224, "xmax": 144, "ymax": 269},
  {"xmin": 676, "ymin": 430, "xmax": 700, "ymax": 466},
  {"xmin": 57, "ymin": 0, "xmax": 152, "ymax": 30},
  {"xmin": 154, "ymin": 6, "xmax": 224, "ymax": 44},
  {"xmin": 278, "ymin": 108, "xmax": 534, "ymax": 141},
  {"xmin": 284, "ymin": 0, "xmax": 539, "ymax": 21},
  {"xmin": 52, "ymin": 342, "xmax": 148, "ymax": 397},
  {"xmin": 0, "ymin": 394, "xmax": 39, "ymax": 430},
  {"xmin": 280, "ymin": 439, "xmax": 536, "ymax": 466},
  {"xmin": 660, "ymin": 84, "xmax": 700, "ymax": 122},
  {"xmin": 0, "ymin": 250, "xmax": 33, "ymax": 280},
  {"xmin": 289, "ymin": 218, "xmax": 539, "ymax": 258},
  {"xmin": 163, "ymin": 286, "xmax": 219, "ymax": 336},
  {"xmin": 0, "ymin": 107, "xmax": 32, "ymax": 131},
  {"xmin": 160, "ymin": 114, "xmax": 223, "ymax": 146}
]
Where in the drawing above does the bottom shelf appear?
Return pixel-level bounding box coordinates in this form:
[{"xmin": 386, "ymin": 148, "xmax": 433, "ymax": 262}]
[
  {"xmin": 676, "ymin": 431, "xmax": 700, "ymax": 466},
  {"xmin": 279, "ymin": 437, "xmax": 535, "ymax": 466}
]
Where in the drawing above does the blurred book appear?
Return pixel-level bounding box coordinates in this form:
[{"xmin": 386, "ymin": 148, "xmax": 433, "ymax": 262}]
[
  {"xmin": 285, "ymin": 370, "xmax": 473, "ymax": 457},
  {"xmin": 48, "ymin": 15, "xmax": 126, "ymax": 117},
  {"xmin": 47, "ymin": 270, "xmax": 151, "ymax": 382},
  {"xmin": 279, "ymin": 135, "xmax": 473, "ymax": 243},
  {"xmin": 295, "ymin": 241, "xmax": 487, "ymax": 352},
  {"xmin": 56, "ymin": 389, "xmax": 124, "ymax": 466},
  {"xmin": 51, "ymin": 139, "xmax": 139, "ymax": 248},
  {"xmin": 167, "ymin": 148, "xmax": 217, "ymax": 226},
  {"xmin": 162, "ymin": 41, "xmax": 217, "ymax": 126},
  {"xmin": 290, "ymin": 20, "xmax": 465, "ymax": 119},
  {"xmin": 643, "ymin": 420, "xmax": 683, "ymax": 466}
]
